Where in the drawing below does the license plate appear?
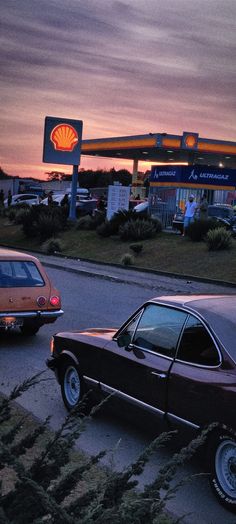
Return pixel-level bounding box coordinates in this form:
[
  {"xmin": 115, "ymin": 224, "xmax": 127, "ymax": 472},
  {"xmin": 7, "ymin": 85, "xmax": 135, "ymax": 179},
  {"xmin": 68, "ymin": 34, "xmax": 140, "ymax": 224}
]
[{"xmin": 0, "ymin": 317, "xmax": 23, "ymax": 328}]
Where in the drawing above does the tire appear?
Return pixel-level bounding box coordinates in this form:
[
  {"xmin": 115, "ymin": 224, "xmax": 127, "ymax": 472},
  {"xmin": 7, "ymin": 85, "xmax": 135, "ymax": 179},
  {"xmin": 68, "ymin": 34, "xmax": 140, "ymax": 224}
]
[
  {"xmin": 208, "ymin": 429, "xmax": 236, "ymax": 513},
  {"xmin": 60, "ymin": 361, "xmax": 83, "ymax": 411},
  {"xmin": 20, "ymin": 322, "xmax": 40, "ymax": 336}
]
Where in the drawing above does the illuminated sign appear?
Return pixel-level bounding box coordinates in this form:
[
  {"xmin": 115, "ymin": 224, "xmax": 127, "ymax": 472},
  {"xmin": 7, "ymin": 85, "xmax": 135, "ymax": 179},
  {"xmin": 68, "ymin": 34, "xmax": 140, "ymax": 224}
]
[
  {"xmin": 43, "ymin": 116, "xmax": 83, "ymax": 165},
  {"xmin": 181, "ymin": 132, "xmax": 199, "ymax": 150},
  {"xmin": 50, "ymin": 124, "xmax": 78, "ymax": 152},
  {"xmin": 150, "ymin": 164, "xmax": 236, "ymax": 189}
]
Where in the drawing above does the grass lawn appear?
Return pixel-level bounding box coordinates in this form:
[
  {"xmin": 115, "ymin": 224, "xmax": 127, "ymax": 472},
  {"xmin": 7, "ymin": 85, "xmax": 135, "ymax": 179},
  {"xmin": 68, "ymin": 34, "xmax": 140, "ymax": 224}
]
[{"xmin": 0, "ymin": 216, "xmax": 236, "ymax": 283}]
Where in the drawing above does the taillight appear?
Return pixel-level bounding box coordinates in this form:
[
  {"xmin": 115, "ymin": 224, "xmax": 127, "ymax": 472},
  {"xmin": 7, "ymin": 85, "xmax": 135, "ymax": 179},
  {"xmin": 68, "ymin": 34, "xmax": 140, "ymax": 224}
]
[
  {"xmin": 50, "ymin": 295, "xmax": 60, "ymax": 307},
  {"xmin": 50, "ymin": 336, "xmax": 54, "ymax": 355},
  {"xmin": 37, "ymin": 296, "xmax": 46, "ymax": 307}
]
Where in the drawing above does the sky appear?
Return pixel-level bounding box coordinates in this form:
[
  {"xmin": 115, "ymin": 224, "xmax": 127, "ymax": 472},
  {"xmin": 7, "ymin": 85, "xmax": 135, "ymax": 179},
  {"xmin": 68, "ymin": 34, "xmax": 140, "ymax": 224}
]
[{"xmin": 1, "ymin": 0, "xmax": 236, "ymax": 180}]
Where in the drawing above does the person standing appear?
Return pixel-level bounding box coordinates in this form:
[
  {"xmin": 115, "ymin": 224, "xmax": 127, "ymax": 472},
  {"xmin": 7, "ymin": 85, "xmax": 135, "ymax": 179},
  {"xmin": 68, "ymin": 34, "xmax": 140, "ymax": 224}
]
[
  {"xmin": 0, "ymin": 189, "xmax": 4, "ymax": 207},
  {"xmin": 47, "ymin": 191, "xmax": 53, "ymax": 206},
  {"xmin": 7, "ymin": 190, "xmax": 12, "ymax": 207},
  {"xmin": 199, "ymin": 193, "xmax": 208, "ymax": 220},
  {"xmin": 182, "ymin": 194, "xmax": 197, "ymax": 236}
]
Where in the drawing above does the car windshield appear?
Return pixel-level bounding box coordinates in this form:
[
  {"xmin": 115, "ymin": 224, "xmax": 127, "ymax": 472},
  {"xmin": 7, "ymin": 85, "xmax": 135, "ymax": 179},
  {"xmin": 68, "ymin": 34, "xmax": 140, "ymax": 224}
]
[{"xmin": 0, "ymin": 261, "xmax": 44, "ymax": 287}]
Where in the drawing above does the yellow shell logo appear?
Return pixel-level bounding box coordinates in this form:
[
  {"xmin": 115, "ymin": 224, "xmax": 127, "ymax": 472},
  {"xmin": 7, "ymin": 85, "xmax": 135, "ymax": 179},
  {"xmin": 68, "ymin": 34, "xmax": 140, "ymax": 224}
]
[
  {"xmin": 50, "ymin": 124, "xmax": 79, "ymax": 152},
  {"xmin": 184, "ymin": 134, "xmax": 197, "ymax": 148}
]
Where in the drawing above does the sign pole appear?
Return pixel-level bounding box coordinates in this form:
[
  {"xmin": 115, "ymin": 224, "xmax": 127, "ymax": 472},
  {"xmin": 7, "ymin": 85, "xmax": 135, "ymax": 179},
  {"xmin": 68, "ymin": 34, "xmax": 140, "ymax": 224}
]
[{"xmin": 69, "ymin": 164, "xmax": 78, "ymax": 220}]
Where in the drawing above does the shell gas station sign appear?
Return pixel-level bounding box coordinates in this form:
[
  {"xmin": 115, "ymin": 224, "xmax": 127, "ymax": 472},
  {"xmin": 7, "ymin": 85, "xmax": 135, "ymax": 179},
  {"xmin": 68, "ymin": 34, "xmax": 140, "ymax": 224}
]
[{"xmin": 43, "ymin": 116, "xmax": 83, "ymax": 165}]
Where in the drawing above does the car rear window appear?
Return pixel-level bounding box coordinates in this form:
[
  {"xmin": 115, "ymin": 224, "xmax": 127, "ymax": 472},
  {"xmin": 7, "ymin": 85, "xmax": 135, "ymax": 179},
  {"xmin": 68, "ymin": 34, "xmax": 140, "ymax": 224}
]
[{"xmin": 0, "ymin": 261, "xmax": 45, "ymax": 287}]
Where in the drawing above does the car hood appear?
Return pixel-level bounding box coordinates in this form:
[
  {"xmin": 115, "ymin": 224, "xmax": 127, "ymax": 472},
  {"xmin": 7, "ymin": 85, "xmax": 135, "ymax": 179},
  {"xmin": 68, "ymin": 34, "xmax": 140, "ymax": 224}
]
[{"xmin": 55, "ymin": 327, "xmax": 117, "ymax": 343}]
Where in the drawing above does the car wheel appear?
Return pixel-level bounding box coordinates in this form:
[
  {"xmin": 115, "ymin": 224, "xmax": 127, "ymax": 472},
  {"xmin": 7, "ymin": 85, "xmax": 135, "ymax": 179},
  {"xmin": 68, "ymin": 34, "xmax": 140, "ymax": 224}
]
[
  {"xmin": 60, "ymin": 361, "xmax": 83, "ymax": 411},
  {"xmin": 20, "ymin": 322, "xmax": 40, "ymax": 336},
  {"xmin": 208, "ymin": 430, "xmax": 236, "ymax": 512}
]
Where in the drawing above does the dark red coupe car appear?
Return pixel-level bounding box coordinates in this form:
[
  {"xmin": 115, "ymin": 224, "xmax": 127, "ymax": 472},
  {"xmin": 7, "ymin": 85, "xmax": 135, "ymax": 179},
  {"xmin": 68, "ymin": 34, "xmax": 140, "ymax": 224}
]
[{"xmin": 47, "ymin": 294, "xmax": 236, "ymax": 512}]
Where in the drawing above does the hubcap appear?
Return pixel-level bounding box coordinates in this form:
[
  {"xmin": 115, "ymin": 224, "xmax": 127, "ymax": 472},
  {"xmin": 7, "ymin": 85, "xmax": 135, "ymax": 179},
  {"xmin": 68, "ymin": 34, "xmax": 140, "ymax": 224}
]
[
  {"xmin": 215, "ymin": 439, "xmax": 236, "ymax": 497},
  {"xmin": 64, "ymin": 366, "xmax": 80, "ymax": 406}
]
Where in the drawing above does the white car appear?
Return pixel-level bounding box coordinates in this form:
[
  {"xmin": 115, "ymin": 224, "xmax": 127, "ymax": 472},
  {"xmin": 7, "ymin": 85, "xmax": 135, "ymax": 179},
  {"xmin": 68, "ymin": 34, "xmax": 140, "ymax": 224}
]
[
  {"xmin": 133, "ymin": 201, "xmax": 149, "ymax": 213},
  {"xmin": 4, "ymin": 193, "xmax": 40, "ymax": 207}
]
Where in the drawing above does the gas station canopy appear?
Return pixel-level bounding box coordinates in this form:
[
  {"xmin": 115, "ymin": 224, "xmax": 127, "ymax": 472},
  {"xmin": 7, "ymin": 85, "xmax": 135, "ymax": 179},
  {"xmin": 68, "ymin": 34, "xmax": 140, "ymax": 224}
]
[{"xmin": 81, "ymin": 131, "xmax": 236, "ymax": 169}]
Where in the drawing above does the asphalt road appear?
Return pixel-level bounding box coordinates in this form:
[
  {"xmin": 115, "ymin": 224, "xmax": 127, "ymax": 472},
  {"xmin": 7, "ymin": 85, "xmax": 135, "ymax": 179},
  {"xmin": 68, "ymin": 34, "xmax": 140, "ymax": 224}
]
[{"xmin": 0, "ymin": 260, "xmax": 235, "ymax": 524}]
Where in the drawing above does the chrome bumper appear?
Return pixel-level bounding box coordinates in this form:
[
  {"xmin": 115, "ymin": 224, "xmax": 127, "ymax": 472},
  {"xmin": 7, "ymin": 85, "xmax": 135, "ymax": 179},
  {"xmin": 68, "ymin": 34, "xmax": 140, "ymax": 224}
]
[{"xmin": 0, "ymin": 309, "xmax": 64, "ymax": 320}]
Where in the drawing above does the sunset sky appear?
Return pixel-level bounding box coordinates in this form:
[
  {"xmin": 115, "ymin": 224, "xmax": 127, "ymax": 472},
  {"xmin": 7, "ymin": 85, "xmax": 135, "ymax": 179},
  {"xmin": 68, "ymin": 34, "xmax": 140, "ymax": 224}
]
[{"xmin": 1, "ymin": 0, "xmax": 236, "ymax": 180}]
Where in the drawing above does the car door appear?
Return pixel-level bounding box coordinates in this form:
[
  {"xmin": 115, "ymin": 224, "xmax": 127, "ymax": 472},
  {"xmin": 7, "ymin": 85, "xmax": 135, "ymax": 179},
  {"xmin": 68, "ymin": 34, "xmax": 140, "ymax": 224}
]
[
  {"xmin": 100, "ymin": 303, "xmax": 188, "ymax": 415},
  {"xmin": 167, "ymin": 313, "xmax": 226, "ymax": 429}
]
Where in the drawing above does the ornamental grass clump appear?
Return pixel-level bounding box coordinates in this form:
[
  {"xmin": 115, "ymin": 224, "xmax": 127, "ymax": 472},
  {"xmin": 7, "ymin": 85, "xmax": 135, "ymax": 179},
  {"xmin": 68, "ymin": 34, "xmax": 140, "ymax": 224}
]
[
  {"xmin": 187, "ymin": 218, "xmax": 220, "ymax": 241},
  {"xmin": 119, "ymin": 218, "xmax": 157, "ymax": 241},
  {"xmin": 129, "ymin": 243, "xmax": 143, "ymax": 255},
  {"xmin": 0, "ymin": 373, "xmax": 216, "ymax": 524},
  {"xmin": 41, "ymin": 238, "xmax": 63, "ymax": 255},
  {"xmin": 206, "ymin": 227, "xmax": 232, "ymax": 251},
  {"xmin": 121, "ymin": 253, "xmax": 134, "ymax": 265}
]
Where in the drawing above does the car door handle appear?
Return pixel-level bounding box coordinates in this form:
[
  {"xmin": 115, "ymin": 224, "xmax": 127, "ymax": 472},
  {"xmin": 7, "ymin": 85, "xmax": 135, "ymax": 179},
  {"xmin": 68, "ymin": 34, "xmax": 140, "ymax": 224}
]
[{"xmin": 151, "ymin": 372, "xmax": 167, "ymax": 379}]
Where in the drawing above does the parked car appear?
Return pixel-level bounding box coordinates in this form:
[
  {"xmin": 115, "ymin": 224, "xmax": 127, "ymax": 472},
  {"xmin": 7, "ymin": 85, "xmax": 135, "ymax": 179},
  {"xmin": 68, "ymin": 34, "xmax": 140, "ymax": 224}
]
[
  {"xmin": 0, "ymin": 248, "xmax": 63, "ymax": 335},
  {"xmin": 47, "ymin": 294, "xmax": 236, "ymax": 512},
  {"xmin": 173, "ymin": 204, "xmax": 236, "ymax": 235},
  {"xmin": 41, "ymin": 191, "xmax": 97, "ymax": 216},
  {"xmin": 4, "ymin": 193, "xmax": 40, "ymax": 207},
  {"xmin": 133, "ymin": 201, "xmax": 149, "ymax": 214}
]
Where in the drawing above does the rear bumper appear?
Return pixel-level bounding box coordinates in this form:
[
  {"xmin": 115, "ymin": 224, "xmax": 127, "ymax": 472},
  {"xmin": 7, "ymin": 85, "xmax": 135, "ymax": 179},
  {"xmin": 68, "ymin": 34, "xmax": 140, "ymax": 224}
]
[{"xmin": 0, "ymin": 309, "xmax": 64, "ymax": 323}]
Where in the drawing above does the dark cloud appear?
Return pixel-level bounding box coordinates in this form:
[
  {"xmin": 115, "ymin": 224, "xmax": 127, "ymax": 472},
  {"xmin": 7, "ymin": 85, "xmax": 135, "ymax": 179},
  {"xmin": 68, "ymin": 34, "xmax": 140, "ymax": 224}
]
[{"xmin": 1, "ymin": 0, "xmax": 236, "ymax": 178}]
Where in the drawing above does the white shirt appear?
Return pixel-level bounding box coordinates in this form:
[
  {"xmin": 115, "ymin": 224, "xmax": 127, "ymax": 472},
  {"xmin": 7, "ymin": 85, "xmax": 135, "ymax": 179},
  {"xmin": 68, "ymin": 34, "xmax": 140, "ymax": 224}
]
[{"xmin": 185, "ymin": 201, "xmax": 197, "ymax": 218}]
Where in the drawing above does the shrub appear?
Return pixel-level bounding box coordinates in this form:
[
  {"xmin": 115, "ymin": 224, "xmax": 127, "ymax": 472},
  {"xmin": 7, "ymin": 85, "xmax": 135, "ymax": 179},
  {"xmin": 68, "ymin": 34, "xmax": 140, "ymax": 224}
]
[
  {"xmin": 119, "ymin": 219, "xmax": 157, "ymax": 241},
  {"xmin": 76, "ymin": 215, "xmax": 94, "ymax": 230},
  {"xmin": 206, "ymin": 227, "xmax": 232, "ymax": 251},
  {"xmin": 0, "ymin": 374, "xmax": 216, "ymax": 524},
  {"xmin": 41, "ymin": 238, "xmax": 63, "ymax": 254},
  {"xmin": 129, "ymin": 243, "xmax": 143, "ymax": 255},
  {"xmin": 109, "ymin": 209, "xmax": 138, "ymax": 234},
  {"xmin": 121, "ymin": 253, "xmax": 134, "ymax": 265},
  {"xmin": 21, "ymin": 206, "xmax": 68, "ymax": 240},
  {"xmin": 187, "ymin": 219, "xmax": 221, "ymax": 241},
  {"xmin": 14, "ymin": 207, "xmax": 31, "ymax": 225},
  {"xmin": 96, "ymin": 220, "xmax": 114, "ymax": 237}
]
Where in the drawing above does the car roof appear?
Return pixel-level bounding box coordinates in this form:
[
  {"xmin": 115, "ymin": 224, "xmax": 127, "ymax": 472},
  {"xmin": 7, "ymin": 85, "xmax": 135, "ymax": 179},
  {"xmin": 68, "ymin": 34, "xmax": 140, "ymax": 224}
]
[
  {"xmin": 150, "ymin": 295, "xmax": 236, "ymax": 360},
  {"xmin": 0, "ymin": 248, "xmax": 39, "ymax": 263}
]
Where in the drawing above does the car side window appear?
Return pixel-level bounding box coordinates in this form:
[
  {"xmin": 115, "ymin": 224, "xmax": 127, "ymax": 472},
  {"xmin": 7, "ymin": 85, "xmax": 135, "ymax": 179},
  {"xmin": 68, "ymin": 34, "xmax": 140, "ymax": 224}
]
[
  {"xmin": 133, "ymin": 304, "xmax": 187, "ymax": 358},
  {"xmin": 177, "ymin": 315, "xmax": 220, "ymax": 366}
]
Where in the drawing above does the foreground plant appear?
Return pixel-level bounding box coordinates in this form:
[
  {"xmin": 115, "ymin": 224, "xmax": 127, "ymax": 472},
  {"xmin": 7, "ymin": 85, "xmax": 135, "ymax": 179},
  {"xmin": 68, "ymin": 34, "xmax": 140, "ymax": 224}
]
[{"xmin": 0, "ymin": 374, "xmax": 215, "ymax": 524}]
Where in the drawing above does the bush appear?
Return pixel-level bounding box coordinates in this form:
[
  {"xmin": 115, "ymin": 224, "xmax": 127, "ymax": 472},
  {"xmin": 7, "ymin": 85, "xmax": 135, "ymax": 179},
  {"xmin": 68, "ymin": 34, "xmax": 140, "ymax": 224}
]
[
  {"xmin": 21, "ymin": 206, "xmax": 68, "ymax": 240},
  {"xmin": 121, "ymin": 253, "xmax": 134, "ymax": 265},
  {"xmin": 14, "ymin": 207, "xmax": 31, "ymax": 225},
  {"xmin": 129, "ymin": 243, "xmax": 143, "ymax": 255},
  {"xmin": 96, "ymin": 220, "xmax": 114, "ymax": 237},
  {"xmin": 186, "ymin": 219, "xmax": 219, "ymax": 241},
  {"xmin": 76, "ymin": 215, "xmax": 95, "ymax": 230},
  {"xmin": 0, "ymin": 374, "xmax": 216, "ymax": 524},
  {"xmin": 119, "ymin": 219, "xmax": 157, "ymax": 241},
  {"xmin": 206, "ymin": 227, "xmax": 232, "ymax": 251},
  {"xmin": 41, "ymin": 238, "xmax": 63, "ymax": 254}
]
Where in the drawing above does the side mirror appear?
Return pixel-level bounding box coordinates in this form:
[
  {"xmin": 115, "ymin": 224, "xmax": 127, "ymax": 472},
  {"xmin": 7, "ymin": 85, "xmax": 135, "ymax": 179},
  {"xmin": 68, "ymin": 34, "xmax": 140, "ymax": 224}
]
[{"xmin": 116, "ymin": 333, "xmax": 132, "ymax": 348}]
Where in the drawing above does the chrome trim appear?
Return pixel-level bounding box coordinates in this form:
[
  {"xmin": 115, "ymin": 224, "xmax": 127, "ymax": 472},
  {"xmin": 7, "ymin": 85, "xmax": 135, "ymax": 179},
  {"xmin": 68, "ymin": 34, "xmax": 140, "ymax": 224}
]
[
  {"xmin": 83, "ymin": 376, "xmax": 199, "ymax": 429},
  {"xmin": 83, "ymin": 376, "xmax": 165, "ymax": 416},
  {"xmin": 0, "ymin": 309, "xmax": 64, "ymax": 319},
  {"xmin": 167, "ymin": 412, "xmax": 200, "ymax": 430},
  {"xmin": 151, "ymin": 372, "xmax": 167, "ymax": 379},
  {"xmin": 174, "ymin": 311, "xmax": 222, "ymax": 369},
  {"xmin": 83, "ymin": 376, "xmax": 99, "ymax": 387}
]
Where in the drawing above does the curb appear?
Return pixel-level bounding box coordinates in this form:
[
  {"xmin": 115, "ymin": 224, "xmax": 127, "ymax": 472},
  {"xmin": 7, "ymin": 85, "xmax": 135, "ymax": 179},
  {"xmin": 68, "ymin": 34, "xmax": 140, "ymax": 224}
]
[{"xmin": 1, "ymin": 243, "xmax": 236, "ymax": 289}]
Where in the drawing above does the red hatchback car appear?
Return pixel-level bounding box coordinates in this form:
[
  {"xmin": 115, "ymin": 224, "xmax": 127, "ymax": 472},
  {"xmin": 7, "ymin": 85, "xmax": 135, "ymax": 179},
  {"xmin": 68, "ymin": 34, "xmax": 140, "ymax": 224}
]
[
  {"xmin": 0, "ymin": 248, "xmax": 63, "ymax": 335},
  {"xmin": 47, "ymin": 294, "xmax": 236, "ymax": 512}
]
